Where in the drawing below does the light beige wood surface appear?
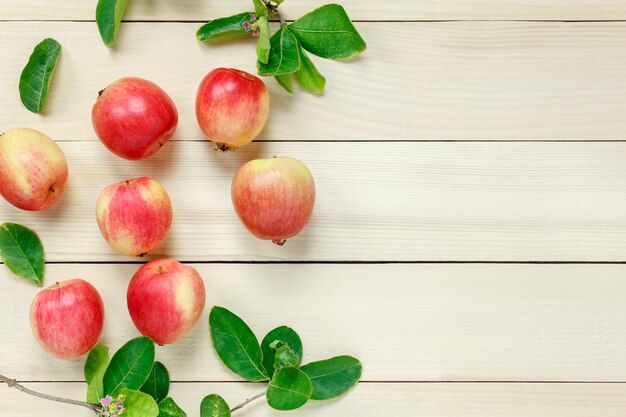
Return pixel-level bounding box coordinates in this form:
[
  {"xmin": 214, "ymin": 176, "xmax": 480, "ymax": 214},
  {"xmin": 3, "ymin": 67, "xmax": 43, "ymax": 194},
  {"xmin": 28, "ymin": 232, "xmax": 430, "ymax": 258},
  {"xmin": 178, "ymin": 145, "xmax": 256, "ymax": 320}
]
[
  {"xmin": 4, "ymin": 0, "xmax": 626, "ymax": 21},
  {"xmin": 3, "ymin": 141, "xmax": 626, "ymax": 261},
  {"xmin": 3, "ymin": 21, "xmax": 626, "ymax": 140},
  {"xmin": 2, "ymin": 264, "xmax": 626, "ymax": 382},
  {"xmin": 1, "ymin": 1, "xmax": 625, "ymax": 415},
  {"xmin": 3, "ymin": 382, "xmax": 626, "ymax": 417}
]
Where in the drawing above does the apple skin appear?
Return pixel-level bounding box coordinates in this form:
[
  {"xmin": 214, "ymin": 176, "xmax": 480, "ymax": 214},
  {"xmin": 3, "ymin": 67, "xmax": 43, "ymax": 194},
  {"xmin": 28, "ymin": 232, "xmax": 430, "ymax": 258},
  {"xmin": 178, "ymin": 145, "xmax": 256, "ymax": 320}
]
[
  {"xmin": 92, "ymin": 77, "xmax": 178, "ymax": 160},
  {"xmin": 232, "ymin": 157, "xmax": 315, "ymax": 245},
  {"xmin": 195, "ymin": 68, "xmax": 270, "ymax": 150},
  {"xmin": 30, "ymin": 279, "xmax": 104, "ymax": 359},
  {"xmin": 0, "ymin": 128, "xmax": 68, "ymax": 211},
  {"xmin": 127, "ymin": 259, "xmax": 206, "ymax": 345},
  {"xmin": 96, "ymin": 177, "xmax": 172, "ymax": 256}
]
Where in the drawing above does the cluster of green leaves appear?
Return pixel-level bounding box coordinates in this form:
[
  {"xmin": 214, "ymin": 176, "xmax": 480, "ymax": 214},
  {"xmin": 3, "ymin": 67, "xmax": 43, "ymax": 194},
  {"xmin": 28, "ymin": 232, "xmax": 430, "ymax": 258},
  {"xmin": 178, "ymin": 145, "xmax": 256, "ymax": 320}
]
[
  {"xmin": 197, "ymin": 2, "xmax": 366, "ymax": 94},
  {"xmin": 85, "ymin": 337, "xmax": 187, "ymax": 417},
  {"xmin": 202, "ymin": 306, "xmax": 362, "ymax": 416},
  {"xmin": 0, "ymin": 223, "xmax": 45, "ymax": 286},
  {"xmin": 19, "ymin": 38, "xmax": 62, "ymax": 113}
]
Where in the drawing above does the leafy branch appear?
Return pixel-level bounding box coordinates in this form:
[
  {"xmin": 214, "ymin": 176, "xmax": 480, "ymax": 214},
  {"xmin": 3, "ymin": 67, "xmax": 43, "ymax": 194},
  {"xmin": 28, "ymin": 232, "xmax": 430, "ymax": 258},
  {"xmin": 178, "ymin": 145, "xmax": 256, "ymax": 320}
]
[
  {"xmin": 197, "ymin": 2, "xmax": 366, "ymax": 94},
  {"xmin": 202, "ymin": 306, "xmax": 362, "ymax": 416}
]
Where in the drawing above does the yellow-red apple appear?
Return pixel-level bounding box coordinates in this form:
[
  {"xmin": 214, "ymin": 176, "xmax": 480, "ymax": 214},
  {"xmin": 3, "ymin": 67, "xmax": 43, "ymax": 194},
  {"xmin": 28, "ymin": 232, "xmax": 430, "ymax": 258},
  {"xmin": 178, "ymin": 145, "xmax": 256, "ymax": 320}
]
[
  {"xmin": 127, "ymin": 259, "xmax": 205, "ymax": 345},
  {"xmin": 195, "ymin": 68, "xmax": 270, "ymax": 151},
  {"xmin": 30, "ymin": 279, "xmax": 104, "ymax": 359},
  {"xmin": 96, "ymin": 177, "xmax": 172, "ymax": 256},
  {"xmin": 92, "ymin": 77, "xmax": 178, "ymax": 160},
  {"xmin": 232, "ymin": 157, "xmax": 315, "ymax": 245},
  {"xmin": 0, "ymin": 128, "xmax": 68, "ymax": 211}
]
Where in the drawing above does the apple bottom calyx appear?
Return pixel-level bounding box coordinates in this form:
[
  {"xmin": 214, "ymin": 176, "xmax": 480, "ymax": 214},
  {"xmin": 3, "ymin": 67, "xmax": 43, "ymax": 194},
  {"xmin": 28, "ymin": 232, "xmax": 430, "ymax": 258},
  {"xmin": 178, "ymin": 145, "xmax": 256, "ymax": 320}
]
[
  {"xmin": 215, "ymin": 143, "xmax": 235, "ymax": 152},
  {"xmin": 272, "ymin": 238, "xmax": 287, "ymax": 246}
]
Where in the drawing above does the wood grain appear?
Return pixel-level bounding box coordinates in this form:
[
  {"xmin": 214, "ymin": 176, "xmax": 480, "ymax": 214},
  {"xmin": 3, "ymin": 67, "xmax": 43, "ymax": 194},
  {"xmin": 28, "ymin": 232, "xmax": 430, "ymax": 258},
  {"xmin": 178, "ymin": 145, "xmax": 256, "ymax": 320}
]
[
  {"xmin": 2, "ymin": 264, "xmax": 626, "ymax": 382},
  {"xmin": 3, "ymin": 22, "xmax": 626, "ymax": 141},
  {"xmin": 3, "ymin": 0, "xmax": 626, "ymax": 21},
  {"xmin": 3, "ymin": 141, "xmax": 626, "ymax": 261}
]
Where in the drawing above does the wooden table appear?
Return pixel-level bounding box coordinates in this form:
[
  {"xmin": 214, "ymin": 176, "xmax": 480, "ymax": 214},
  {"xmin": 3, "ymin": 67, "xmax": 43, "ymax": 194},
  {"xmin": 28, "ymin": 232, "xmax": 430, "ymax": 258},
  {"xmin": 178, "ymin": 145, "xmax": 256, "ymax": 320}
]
[{"xmin": 2, "ymin": 1, "xmax": 626, "ymax": 415}]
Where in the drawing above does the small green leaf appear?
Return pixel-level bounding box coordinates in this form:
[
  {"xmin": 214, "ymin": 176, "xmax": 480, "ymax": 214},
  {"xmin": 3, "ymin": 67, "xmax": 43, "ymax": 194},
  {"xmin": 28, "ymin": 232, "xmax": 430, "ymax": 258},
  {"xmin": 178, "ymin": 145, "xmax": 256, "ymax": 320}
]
[
  {"xmin": 158, "ymin": 397, "xmax": 187, "ymax": 417},
  {"xmin": 103, "ymin": 337, "xmax": 155, "ymax": 396},
  {"xmin": 257, "ymin": 26, "xmax": 300, "ymax": 76},
  {"xmin": 274, "ymin": 0, "xmax": 285, "ymax": 4},
  {"xmin": 295, "ymin": 44, "xmax": 326, "ymax": 94},
  {"xmin": 19, "ymin": 38, "xmax": 61, "ymax": 114},
  {"xmin": 300, "ymin": 356, "xmax": 362, "ymax": 400},
  {"xmin": 289, "ymin": 4, "xmax": 366, "ymax": 59},
  {"xmin": 0, "ymin": 223, "xmax": 45, "ymax": 286},
  {"xmin": 271, "ymin": 341, "xmax": 300, "ymax": 370},
  {"xmin": 261, "ymin": 326, "xmax": 302, "ymax": 375},
  {"xmin": 255, "ymin": 16, "xmax": 271, "ymax": 64},
  {"xmin": 119, "ymin": 389, "xmax": 159, "ymax": 417},
  {"xmin": 266, "ymin": 367, "xmax": 312, "ymax": 410},
  {"xmin": 200, "ymin": 394, "xmax": 231, "ymax": 417},
  {"xmin": 209, "ymin": 306, "xmax": 269, "ymax": 382},
  {"xmin": 252, "ymin": 0, "xmax": 267, "ymax": 17},
  {"xmin": 140, "ymin": 361, "xmax": 169, "ymax": 403},
  {"xmin": 274, "ymin": 74, "xmax": 294, "ymax": 93},
  {"xmin": 96, "ymin": 0, "xmax": 129, "ymax": 46},
  {"xmin": 197, "ymin": 12, "xmax": 254, "ymax": 41},
  {"xmin": 85, "ymin": 344, "xmax": 110, "ymax": 403}
]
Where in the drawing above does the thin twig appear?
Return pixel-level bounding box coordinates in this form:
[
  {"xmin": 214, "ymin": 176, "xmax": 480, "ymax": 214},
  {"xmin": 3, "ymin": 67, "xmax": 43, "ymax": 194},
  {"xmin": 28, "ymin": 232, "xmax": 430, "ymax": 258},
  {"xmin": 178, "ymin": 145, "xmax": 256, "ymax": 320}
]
[
  {"xmin": 230, "ymin": 390, "xmax": 267, "ymax": 413},
  {"xmin": 260, "ymin": 0, "xmax": 287, "ymax": 26},
  {"xmin": 0, "ymin": 373, "xmax": 100, "ymax": 414}
]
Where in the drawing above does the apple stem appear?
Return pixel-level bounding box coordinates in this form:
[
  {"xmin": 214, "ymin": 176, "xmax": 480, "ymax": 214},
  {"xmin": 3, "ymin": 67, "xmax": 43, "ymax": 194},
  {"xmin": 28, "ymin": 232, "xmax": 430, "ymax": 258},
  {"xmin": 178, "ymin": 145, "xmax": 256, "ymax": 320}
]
[
  {"xmin": 260, "ymin": 0, "xmax": 287, "ymax": 26},
  {"xmin": 230, "ymin": 390, "xmax": 267, "ymax": 413},
  {"xmin": 0, "ymin": 373, "xmax": 101, "ymax": 414}
]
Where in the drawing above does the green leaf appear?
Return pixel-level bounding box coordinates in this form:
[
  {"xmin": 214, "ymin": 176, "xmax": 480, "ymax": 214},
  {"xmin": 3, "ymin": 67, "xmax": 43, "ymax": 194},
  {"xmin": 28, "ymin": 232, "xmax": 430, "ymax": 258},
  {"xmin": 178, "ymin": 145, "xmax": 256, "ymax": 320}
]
[
  {"xmin": 257, "ymin": 26, "xmax": 300, "ymax": 76},
  {"xmin": 300, "ymin": 356, "xmax": 362, "ymax": 400},
  {"xmin": 209, "ymin": 306, "xmax": 268, "ymax": 382},
  {"xmin": 261, "ymin": 326, "xmax": 302, "ymax": 376},
  {"xmin": 103, "ymin": 337, "xmax": 155, "ymax": 396},
  {"xmin": 96, "ymin": 0, "xmax": 129, "ymax": 46},
  {"xmin": 252, "ymin": 0, "xmax": 267, "ymax": 17},
  {"xmin": 266, "ymin": 367, "xmax": 312, "ymax": 411},
  {"xmin": 255, "ymin": 15, "xmax": 271, "ymax": 64},
  {"xmin": 158, "ymin": 397, "xmax": 187, "ymax": 417},
  {"xmin": 200, "ymin": 394, "xmax": 231, "ymax": 417},
  {"xmin": 119, "ymin": 389, "xmax": 159, "ymax": 417},
  {"xmin": 85, "ymin": 344, "xmax": 110, "ymax": 403},
  {"xmin": 295, "ymin": 44, "xmax": 326, "ymax": 94},
  {"xmin": 271, "ymin": 341, "xmax": 300, "ymax": 371},
  {"xmin": 274, "ymin": 74, "xmax": 293, "ymax": 93},
  {"xmin": 18, "ymin": 38, "xmax": 61, "ymax": 114},
  {"xmin": 0, "ymin": 223, "xmax": 45, "ymax": 286},
  {"xmin": 289, "ymin": 4, "xmax": 366, "ymax": 59},
  {"xmin": 197, "ymin": 12, "xmax": 254, "ymax": 41},
  {"xmin": 140, "ymin": 361, "xmax": 169, "ymax": 403}
]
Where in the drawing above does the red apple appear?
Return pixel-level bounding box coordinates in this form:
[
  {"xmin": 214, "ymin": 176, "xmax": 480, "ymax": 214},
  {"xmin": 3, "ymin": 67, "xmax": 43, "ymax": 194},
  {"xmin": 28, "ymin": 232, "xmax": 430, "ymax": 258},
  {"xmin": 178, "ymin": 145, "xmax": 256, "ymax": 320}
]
[
  {"xmin": 232, "ymin": 157, "xmax": 315, "ymax": 245},
  {"xmin": 195, "ymin": 68, "xmax": 270, "ymax": 151},
  {"xmin": 30, "ymin": 279, "xmax": 104, "ymax": 359},
  {"xmin": 92, "ymin": 77, "xmax": 178, "ymax": 160},
  {"xmin": 0, "ymin": 128, "xmax": 68, "ymax": 211},
  {"xmin": 96, "ymin": 177, "xmax": 172, "ymax": 256},
  {"xmin": 127, "ymin": 259, "xmax": 205, "ymax": 345}
]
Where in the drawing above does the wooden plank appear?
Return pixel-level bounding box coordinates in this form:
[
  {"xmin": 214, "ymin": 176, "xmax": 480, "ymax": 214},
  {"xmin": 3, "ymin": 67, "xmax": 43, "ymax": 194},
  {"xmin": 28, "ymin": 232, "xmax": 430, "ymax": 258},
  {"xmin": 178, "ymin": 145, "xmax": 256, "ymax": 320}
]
[
  {"xmin": 2, "ymin": 264, "xmax": 626, "ymax": 381},
  {"xmin": 2, "ymin": 382, "xmax": 626, "ymax": 417},
  {"xmin": 3, "ymin": 141, "xmax": 626, "ymax": 261},
  {"xmin": 3, "ymin": 0, "xmax": 626, "ymax": 21},
  {"xmin": 3, "ymin": 21, "xmax": 626, "ymax": 141}
]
